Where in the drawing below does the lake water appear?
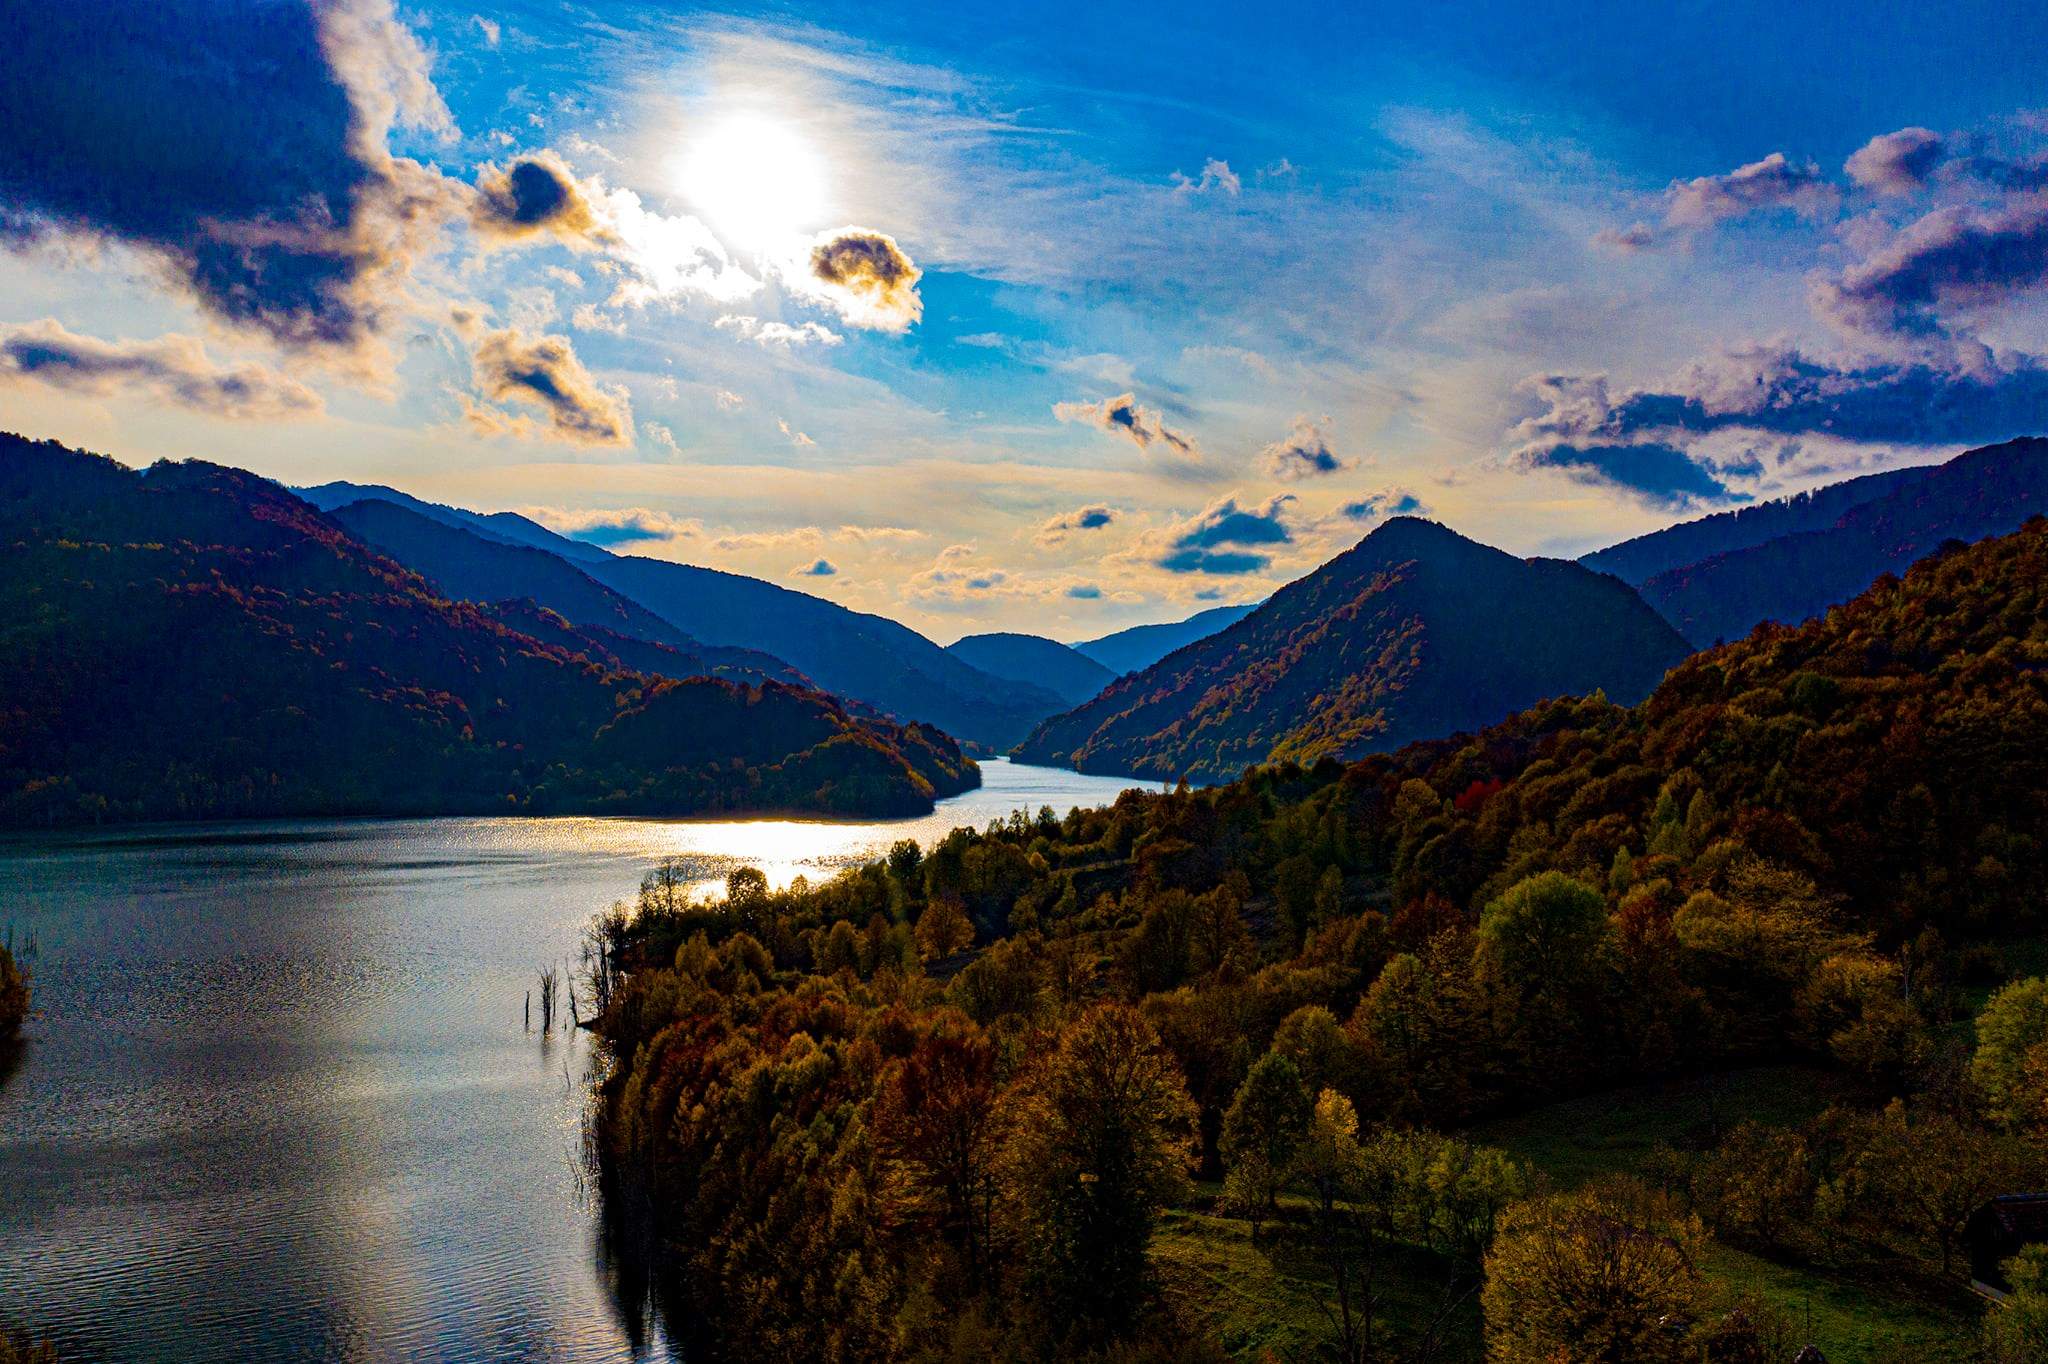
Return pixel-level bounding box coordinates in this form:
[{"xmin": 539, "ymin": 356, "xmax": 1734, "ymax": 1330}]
[{"xmin": 0, "ymin": 759, "xmax": 1149, "ymax": 1362}]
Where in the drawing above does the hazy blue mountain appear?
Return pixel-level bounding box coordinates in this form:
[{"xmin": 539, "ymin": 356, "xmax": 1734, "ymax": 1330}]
[
  {"xmin": 1581, "ymin": 463, "xmax": 1938, "ymax": 587},
  {"xmin": 328, "ymin": 499, "xmax": 808, "ymax": 688},
  {"xmin": 297, "ymin": 480, "xmax": 613, "ymax": 564},
  {"xmin": 945, "ymin": 632, "xmax": 1117, "ymax": 707},
  {"xmin": 1016, "ymin": 518, "xmax": 1690, "ymax": 783},
  {"xmin": 1072, "ymin": 602, "xmax": 1260, "ymax": 676},
  {"xmin": 1633, "ymin": 436, "xmax": 2048, "ymax": 647}
]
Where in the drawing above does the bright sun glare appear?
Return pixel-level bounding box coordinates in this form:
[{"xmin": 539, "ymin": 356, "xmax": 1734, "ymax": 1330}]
[{"xmin": 679, "ymin": 113, "xmax": 829, "ymax": 254}]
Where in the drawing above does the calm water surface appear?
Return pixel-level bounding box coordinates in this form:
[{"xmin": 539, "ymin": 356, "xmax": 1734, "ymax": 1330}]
[{"xmin": 0, "ymin": 759, "xmax": 1149, "ymax": 1362}]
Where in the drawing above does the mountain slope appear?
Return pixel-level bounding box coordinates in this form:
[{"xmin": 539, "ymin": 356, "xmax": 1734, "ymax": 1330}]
[
  {"xmin": 580, "ymin": 554, "xmax": 1066, "ymax": 748},
  {"xmin": 945, "ymin": 632, "xmax": 1115, "ymax": 707},
  {"xmin": 0, "ymin": 434, "xmax": 975, "ymax": 825},
  {"xmin": 1013, "ymin": 517, "xmax": 1690, "ymax": 783},
  {"xmin": 327, "ymin": 499, "xmax": 807, "ymax": 688},
  {"xmin": 298, "ymin": 479, "xmax": 613, "ymax": 565},
  {"xmin": 1073, "ymin": 602, "xmax": 1259, "ymax": 676},
  {"xmin": 1637, "ymin": 436, "xmax": 2048, "ymax": 647},
  {"xmin": 1581, "ymin": 463, "xmax": 1937, "ymax": 586}
]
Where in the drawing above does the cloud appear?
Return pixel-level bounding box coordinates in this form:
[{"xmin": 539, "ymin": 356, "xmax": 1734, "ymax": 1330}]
[
  {"xmin": 1053, "ymin": 392, "xmax": 1196, "ymax": 458},
  {"xmin": 1810, "ymin": 194, "xmax": 2048, "ymax": 347},
  {"xmin": 1515, "ymin": 440, "xmax": 1747, "ymax": 512},
  {"xmin": 794, "ymin": 557, "xmax": 838, "ymax": 577},
  {"xmin": 1035, "ymin": 503, "xmax": 1117, "ymax": 546},
  {"xmin": 714, "ymin": 315, "xmax": 843, "ymax": 348},
  {"xmin": 0, "ymin": 0, "xmax": 461, "ymax": 366},
  {"xmin": 1156, "ymin": 493, "xmax": 1294, "ymax": 574},
  {"xmin": 802, "ymin": 228, "xmax": 922, "ymax": 331},
  {"xmin": 1065, "ymin": 584, "xmax": 1102, "ymax": 599},
  {"xmin": 714, "ymin": 388, "xmax": 745, "ymax": 411},
  {"xmin": 1172, "ymin": 158, "xmax": 1241, "ymax": 197},
  {"xmin": 1845, "ymin": 127, "xmax": 1947, "ymax": 196},
  {"xmin": 1261, "ymin": 417, "xmax": 1355, "ymax": 480},
  {"xmin": 1339, "ymin": 488, "xmax": 1428, "ymax": 522},
  {"xmin": 778, "ymin": 418, "xmax": 816, "ymax": 447},
  {"xmin": 1663, "ymin": 152, "xmax": 1837, "ymax": 230},
  {"xmin": 1594, "ymin": 221, "xmax": 1659, "ymax": 252},
  {"xmin": 522, "ymin": 505, "xmax": 699, "ymax": 548},
  {"xmin": 468, "ymin": 328, "xmax": 633, "ymax": 445},
  {"xmin": 0, "ymin": 317, "xmax": 322, "ymax": 420},
  {"xmin": 470, "ymin": 151, "xmax": 612, "ymax": 246},
  {"xmin": 471, "ymin": 15, "xmax": 501, "ymax": 48}
]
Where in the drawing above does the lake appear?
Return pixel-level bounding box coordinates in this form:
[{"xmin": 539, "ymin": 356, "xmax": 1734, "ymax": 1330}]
[{"xmin": 0, "ymin": 759, "xmax": 1150, "ymax": 1362}]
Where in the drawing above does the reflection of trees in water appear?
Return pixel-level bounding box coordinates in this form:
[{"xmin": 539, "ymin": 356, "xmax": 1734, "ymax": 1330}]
[{"xmin": 582, "ymin": 1051, "xmax": 694, "ymax": 1361}]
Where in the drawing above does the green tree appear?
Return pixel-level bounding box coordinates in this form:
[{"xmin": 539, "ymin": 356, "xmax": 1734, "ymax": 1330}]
[
  {"xmin": 1974, "ymin": 977, "xmax": 2048, "ymax": 1132},
  {"xmin": 1219, "ymin": 1051, "xmax": 1312, "ymax": 1239},
  {"xmin": 724, "ymin": 865, "xmax": 770, "ymax": 931},
  {"xmin": 999, "ymin": 1002, "xmax": 1198, "ymax": 1343},
  {"xmin": 1985, "ymin": 1245, "xmax": 2048, "ymax": 1364},
  {"xmin": 1481, "ymin": 1177, "xmax": 1706, "ymax": 1364}
]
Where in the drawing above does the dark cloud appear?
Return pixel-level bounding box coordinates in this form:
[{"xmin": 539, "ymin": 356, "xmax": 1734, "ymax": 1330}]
[
  {"xmin": 1811, "ymin": 196, "xmax": 2048, "ymax": 343},
  {"xmin": 1156, "ymin": 494, "xmax": 1292, "ymax": 575},
  {"xmin": 0, "ymin": 317, "xmax": 322, "ymax": 420},
  {"xmin": 1035, "ymin": 503, "xmax": 1117, "ymax": 546},
  {"xmin": 1845, "ymin": 128, "xmax": 1947, "ymax": 196},
  {"xmin": 467, "ymin": 328, "xmax": 633, "ymax": 446},
  {"xmin": 807, "ymin": 228, "xmax": 922, "ymax": 330},
  {"xmin": 1065, "ymin": 584, "xmax": 1102, "ymax": 599},
  {"xmin": 1261, "ymin": 418, "xmax": 1354, "ymax": 481},
  {"xmin": 1517, "ymin": 441, "xmax": 1747, "ymax": 512},
  {"xmin": 0, "ymin": 0, "xmax": 458, "ymax": 363},
  {"xmin": 1339, "ymin": 489, "xmax": 1428, "ymax": 521},
  {"xmin": 1053, "ymin": 392, "xmax": 1197, "ymax": 457},
  {"xmin": 471, "ymin": 152, "xmax": 611, "ymax": 245},
  {"xmin": 794, "ymin": 557, "xmax": 838, "ymax": 577}
]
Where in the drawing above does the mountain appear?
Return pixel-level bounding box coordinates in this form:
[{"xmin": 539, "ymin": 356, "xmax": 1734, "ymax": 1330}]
[
  {"xmin": 1012, "ymin": 517, "xmax": 1691, "ymax": 783},
  {"xmin": 945, "ymin": 632, "xmax": 1116, "ymax": 707},
  {"xmin": 298, "ymin": 479, "xmax": 614, "ymax": 565},
  {"xmin": 0, "ymin": 434, "xmax": 976, "ymax": 825},
  {"xmin": 1581, "ymin": 463, "xmax": 1938, "ymax": 586},
  {"xmin": 578, "ymin": 554, "xmax": 1067, "ymax": 749},
  {"xmin": 1072, "ymin": 602, "xmax": 1260, "ymax": 676},
  {"xmin": 326, "ymin": 498, "xmax": 808, "ymax": 688},
  {"xmin": 1630, "ymin": 436, "xmax": 2048, "ymax": 647}
]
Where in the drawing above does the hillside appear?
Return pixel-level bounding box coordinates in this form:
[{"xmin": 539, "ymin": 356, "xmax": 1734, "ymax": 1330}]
[
  {"xmin": 327, "ymin": 499, "xmax": 808, "ymax": 688},
  {"xmin": 581, "ymin": 554, "xmax": 1067, "ymax": 749},
  {"xmin": 1013, "ymin": 517, "xmax": 1690, "ymax": 782},
  {"xmin": 1630, "ymin": 437, "xmax": 2048, "ymax": 647},
  {"xmin": 945, "ymin": 632, "xmax": 1115, "ymax": 706},
  {"xmin": 0, "ymin": 434, "xmax": 976, "ymax": 825},
  {"xmin": 299, "ymin": 480, "xmax": 613, "ymax": 564},
  {"xmin": 1074, "ymin": 602, "xmax": 1259, "ymax": 676},
  {"xmin": 1581, "ymin": 463, "xmax": 1936, "ymax": 586}
]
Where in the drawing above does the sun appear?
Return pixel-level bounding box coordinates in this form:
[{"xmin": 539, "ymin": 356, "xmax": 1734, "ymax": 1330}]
[{"xmin": 678, "ymin": 113, "xmax": 829, "ymax": 255}]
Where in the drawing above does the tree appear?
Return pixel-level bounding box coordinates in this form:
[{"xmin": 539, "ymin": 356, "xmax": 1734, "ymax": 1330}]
[
  {"xmin": 1219, "ymin": 1051, "xmax": 1312, "ymax": 1239},
  {"xmin": 725, "ymin": 865, "xmax": 770, "ymax": 931},
  {"xmin": 1974, "ymin": 976, "xmax": 2048, "ymax": 1132},
  {"xmin": 1481, "ymin": 1177, "xmax": 1707, "ymax": 1364},
  {"xmin": 1686, "ymin": 1121, "xmax": 1812, "ymax": 1249},
  {"xmin": 1828, "ymin": 1099, "xmax": 2029, "ymax": 1274},
  {"xmin": 1984, "ymin": 1245, "xmax": 2048, "ymax": 1364},
  {"xmin": 1272, "ymin": 1004, "xmax": 1353, "ymax": 1099},
  {"xmin": 999, "ymin": 1003, "xmax": 1198, "ymax": 1343},
  {"xmin": 1477, "ymin": 871, "xmax": 1609, "ymax": 1003},
  {"xmin": 875, "ymin": 1014, "xmax": 1002, "ymax": 1285},
  {"xmin": 915, "ymin": 895, "xmax": 975, "ymax": 960},
  {"xmin": 1294, "ymin": 1088, "xmax": 1372, "ymax": 1361}
]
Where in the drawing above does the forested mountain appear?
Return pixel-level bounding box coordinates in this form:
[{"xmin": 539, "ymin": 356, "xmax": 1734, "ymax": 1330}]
[
  {"xmin": 328, "ymin": 499, "xmax": 808, "ymax": 688},
  {"xmin": 1582, "ymin": 463, "xmax": 1937, "ymax": 586},
  {"xmin": 1074, "ymin": 601, "xmax": 1259, "ymax": 676},
  {"xmin": 589, "ymin": 517, "xmax": 2048, "ymax": 1363},
  {"xmin": 0, "ymin": 434, "xmax": 976, "ymax": 824},
  {"xmin": 945, "ymin": 632, "xmax": 1116, "ymax": 706},
  {"xmin": 581, "ymin": 554, "xmax": 1067, "ymax": 749},
  {"xmin": 1629, "ymin": 437, "xmax": 2048, "ymax": 647},
  {"xmin": 1013, "ymin": 518, "xmax": 1690, "ymax": 783}
]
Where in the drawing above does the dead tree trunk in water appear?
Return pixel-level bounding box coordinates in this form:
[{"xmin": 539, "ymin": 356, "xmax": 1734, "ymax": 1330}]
[{"xmin": 539, "ymin": 967, "xmax": 559, "ymax": 1034}]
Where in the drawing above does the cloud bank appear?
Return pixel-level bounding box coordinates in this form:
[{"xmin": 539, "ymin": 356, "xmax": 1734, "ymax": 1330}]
[{"xmin": 0, "ymin": 317, "xmax": 323, "ymax": 420}]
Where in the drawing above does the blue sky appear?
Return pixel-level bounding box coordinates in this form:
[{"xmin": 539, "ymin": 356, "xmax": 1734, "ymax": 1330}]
[{"xmin": 3, "ymin": 0, "xmax": 2046, "ymax": 639}]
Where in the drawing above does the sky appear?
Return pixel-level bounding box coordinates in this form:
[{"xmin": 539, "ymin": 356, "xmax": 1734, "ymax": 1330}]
[{"xmin": 3, "ymin": 1, "xmax": 2047, "ymax": 643}]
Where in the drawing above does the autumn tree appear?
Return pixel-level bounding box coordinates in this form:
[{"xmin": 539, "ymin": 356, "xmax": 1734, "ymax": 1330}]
[
  {"xmin": 1219, "ymin": 1050, "xmax": 1312, "ymax": 1240},
  {"xmin": 1825, "ymin": 1099, "xmax": 2032, "ymax": 1274},
  {"xmin": 1984, "ymin": 1245, "xmax": 2048, "ymax": 1364},
  {"xmin": 1481, "ymin": 1176, "xmax": 1707, "ymax": 1364},
  {"xmin": 1685, "ymin": 1121, "xmax": 1812, "ymax": 1249},
  {"xmin": 999, "ymin": 1002, "xmax": 1198, "ymax": 1343},
  {"xmin": 1974, "ymin": 976, "xmax": 2048, "ymax": 1132},
  {"xmin": 875, "ymin": 1013, "xmax": 1003, "ymax": 1285},
  {"xmin": 915, "ymin": 895, "xmax": 975, "ymax": 960},
  {"xmin": 0, "ymin": 941, "xmax": 26, "ymax": 1040},
  {"xmin": 724, "ymin": 865, "xmax": 770, "ymax": 931}
]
